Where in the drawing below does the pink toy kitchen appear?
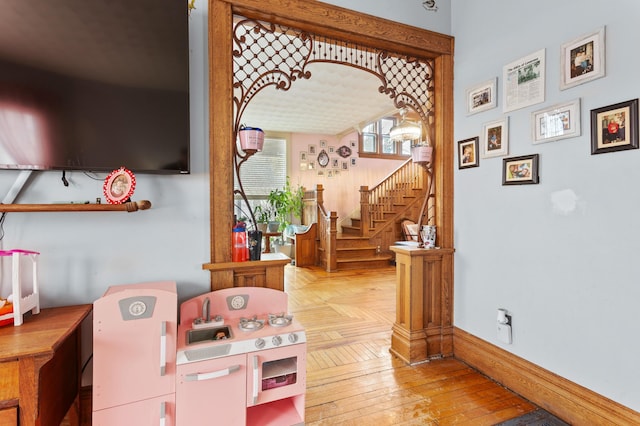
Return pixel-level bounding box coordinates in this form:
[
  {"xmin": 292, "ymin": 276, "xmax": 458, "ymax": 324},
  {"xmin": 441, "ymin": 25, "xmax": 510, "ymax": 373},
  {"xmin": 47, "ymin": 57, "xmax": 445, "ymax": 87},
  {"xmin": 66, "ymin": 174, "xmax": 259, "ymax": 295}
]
[{"xmin": 92, "ymin": 282, "xmax": 306, "ymax": 426}]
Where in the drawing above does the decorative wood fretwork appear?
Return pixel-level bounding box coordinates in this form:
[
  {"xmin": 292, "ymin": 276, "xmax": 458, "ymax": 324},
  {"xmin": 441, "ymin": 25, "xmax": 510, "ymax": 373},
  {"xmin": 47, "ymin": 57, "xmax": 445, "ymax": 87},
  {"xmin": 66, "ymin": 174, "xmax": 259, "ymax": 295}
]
[{"xmin": 232, "ymin": 17, "xmax": 435, "ymax": 139}]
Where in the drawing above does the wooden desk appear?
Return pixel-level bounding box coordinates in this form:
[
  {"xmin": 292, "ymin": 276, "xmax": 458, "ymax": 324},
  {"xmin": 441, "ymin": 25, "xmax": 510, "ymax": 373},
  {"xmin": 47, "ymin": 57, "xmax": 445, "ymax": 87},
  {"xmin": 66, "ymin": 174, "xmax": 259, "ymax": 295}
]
[{"xmin": 0, "ymin": 304, "xmax": 92, "ymax": 426}]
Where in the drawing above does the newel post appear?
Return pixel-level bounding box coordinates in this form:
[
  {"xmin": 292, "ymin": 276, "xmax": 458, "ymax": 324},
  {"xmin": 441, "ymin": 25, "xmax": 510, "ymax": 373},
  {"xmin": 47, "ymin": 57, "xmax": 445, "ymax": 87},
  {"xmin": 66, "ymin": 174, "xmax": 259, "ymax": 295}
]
[
  {"xmin": 327, "ymin": 211, "xmax": 338, "ymax": 271},
  {"xmin": 359, "ymin": 186, "xmax": 370, "ymax": 237}
]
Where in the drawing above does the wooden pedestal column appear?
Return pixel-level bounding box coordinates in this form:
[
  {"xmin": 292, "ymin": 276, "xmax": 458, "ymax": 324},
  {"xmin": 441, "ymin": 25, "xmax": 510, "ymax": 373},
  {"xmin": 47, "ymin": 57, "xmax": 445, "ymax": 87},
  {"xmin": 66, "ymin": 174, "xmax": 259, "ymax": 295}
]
[{"xmin": 389, "ymin": 246, "xmax": 454, "ymax": 365}]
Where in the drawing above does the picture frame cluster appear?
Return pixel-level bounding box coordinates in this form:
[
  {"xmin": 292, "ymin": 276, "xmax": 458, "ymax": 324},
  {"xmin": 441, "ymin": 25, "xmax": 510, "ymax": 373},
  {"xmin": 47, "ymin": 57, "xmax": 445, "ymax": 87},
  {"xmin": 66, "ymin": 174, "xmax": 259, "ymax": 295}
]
[
  {"xmin": 299, "ymin": 139, "xmax": 357, "ymax": 178},
  {"xmin": 457, "ymin": 26, "xmax": 638, "ymax": 186}
]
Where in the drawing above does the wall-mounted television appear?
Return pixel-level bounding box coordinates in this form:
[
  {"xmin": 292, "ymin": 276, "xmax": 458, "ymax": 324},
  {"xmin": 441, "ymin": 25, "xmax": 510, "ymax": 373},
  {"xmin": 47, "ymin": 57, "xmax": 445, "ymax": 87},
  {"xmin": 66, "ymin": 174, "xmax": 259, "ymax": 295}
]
[{"xmin": 0, "ymin": 0, "xmax": 190, "ymax": 174}]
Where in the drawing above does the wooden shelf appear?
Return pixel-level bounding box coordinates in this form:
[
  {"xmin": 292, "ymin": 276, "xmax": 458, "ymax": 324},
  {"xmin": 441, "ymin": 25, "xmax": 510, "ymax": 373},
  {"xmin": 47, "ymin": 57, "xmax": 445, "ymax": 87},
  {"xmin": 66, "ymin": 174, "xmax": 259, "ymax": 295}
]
[{"xmin": 0, "ymin": 200, "xmax": 152, "ymax": 213}]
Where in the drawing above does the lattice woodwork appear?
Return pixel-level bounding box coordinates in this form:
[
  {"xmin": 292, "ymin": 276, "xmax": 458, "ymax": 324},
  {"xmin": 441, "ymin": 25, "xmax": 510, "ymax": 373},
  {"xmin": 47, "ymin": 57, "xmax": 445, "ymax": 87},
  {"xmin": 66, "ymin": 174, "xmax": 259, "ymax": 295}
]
[
  {"xmin": 232, "ymin": 15, "xmax": 436, "ymax": 234},
  {"xmin": 232, "ymin": 17, "xmax": 435, "ymax": 138}
]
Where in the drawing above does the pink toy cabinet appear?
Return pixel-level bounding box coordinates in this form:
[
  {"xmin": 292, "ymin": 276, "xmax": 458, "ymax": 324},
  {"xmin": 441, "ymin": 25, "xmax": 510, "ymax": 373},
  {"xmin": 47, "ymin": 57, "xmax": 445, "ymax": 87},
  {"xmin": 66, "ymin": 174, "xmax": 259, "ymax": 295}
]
[{"xmin": 93, "ymin": 281, "xmax": 177, "ymax": 425}]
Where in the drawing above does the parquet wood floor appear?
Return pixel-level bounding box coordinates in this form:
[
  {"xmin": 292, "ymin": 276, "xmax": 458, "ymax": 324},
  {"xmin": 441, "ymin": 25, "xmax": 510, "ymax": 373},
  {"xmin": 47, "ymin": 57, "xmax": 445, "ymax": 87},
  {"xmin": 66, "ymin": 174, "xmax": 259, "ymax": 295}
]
[{"xmin": 285, "ymin": 265, "xmax": 536, "ymax": 425}]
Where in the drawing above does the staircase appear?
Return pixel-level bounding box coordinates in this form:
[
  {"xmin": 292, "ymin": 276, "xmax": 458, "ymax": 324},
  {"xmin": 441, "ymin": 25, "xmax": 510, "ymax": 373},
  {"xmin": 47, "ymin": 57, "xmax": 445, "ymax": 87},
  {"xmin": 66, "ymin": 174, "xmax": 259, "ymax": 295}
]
[{"xmin": 313, "ymin": 159, "xmax": 431, "ymax": 271}]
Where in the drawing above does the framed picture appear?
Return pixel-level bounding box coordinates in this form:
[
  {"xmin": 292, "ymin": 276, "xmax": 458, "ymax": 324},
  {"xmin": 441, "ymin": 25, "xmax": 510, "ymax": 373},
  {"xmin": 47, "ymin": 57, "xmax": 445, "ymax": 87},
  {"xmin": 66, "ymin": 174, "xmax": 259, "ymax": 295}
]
[
  {"xmin": 331, "ymin": 158, "xmax": 340, "ymax": 169},
  {"xmin": 308, "ymin": 144, "xmax": 317, "ymax": 155},
  {"xmin": 465, "ymin": 78, "xmax": 497, "ymax": 115},
  {"xmin": 560, "ymin": 27, "xmax": 605, "ymax": 90},
  {"xmin": 299, "ymin": 151, "xmax": 307, "ymax": 161},
  {"xmin": 502, "ymin": 154, "xmax": 539, "ymax": 185},
  {"xmin": 457, "ymin": 137, "xmax": 479, "ymax": 169},
  {"xmin": 532, "ymin": 99, "xmax": 581, "ymax": 144},
  {"xmin": 502, "ymin": 49, "xmax": 545, "ymax": 112},
  {"xmin": 320, "ymin": 140, "xmax": 327, "ymax": 148},
  {"xmin": 590, "ymin": 99, "xmax": 639, "ymax": 155},
  {"xmin": 350, "ymin": 157, "xmax": 357, "ymax": 167},
  {"xmin": 103, "ymin": 167, "xmax": 136, "ymax": 204},
  {"xmin": 482, "ymin": 118, "xmax": 509, "ymax": 158}
]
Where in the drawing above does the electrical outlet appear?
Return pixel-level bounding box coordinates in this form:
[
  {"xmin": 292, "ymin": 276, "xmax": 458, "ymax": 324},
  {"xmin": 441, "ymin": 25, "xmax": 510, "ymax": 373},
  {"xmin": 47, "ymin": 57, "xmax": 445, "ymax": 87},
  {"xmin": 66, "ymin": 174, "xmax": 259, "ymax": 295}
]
[{"xmin": 497, "ymin": 323, "xmax": 512, "ymax": 344}]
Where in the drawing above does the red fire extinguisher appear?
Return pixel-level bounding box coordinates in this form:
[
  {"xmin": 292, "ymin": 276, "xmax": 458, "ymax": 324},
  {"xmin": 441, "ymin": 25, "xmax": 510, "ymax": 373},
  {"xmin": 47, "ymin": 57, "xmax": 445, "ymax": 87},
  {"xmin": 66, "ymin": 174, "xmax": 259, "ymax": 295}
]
[{"xmin": 232, "ymin": 221, "xmax": 247, "ymax": 262}]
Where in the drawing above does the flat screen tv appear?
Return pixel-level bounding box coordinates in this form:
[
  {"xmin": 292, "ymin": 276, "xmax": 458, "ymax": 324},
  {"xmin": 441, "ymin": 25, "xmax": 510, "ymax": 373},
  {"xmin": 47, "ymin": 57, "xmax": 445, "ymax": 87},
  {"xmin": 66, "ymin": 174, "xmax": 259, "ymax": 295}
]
[{"xmin": 0, "ymin": 0, "xmax": 190, "ymax": 174}]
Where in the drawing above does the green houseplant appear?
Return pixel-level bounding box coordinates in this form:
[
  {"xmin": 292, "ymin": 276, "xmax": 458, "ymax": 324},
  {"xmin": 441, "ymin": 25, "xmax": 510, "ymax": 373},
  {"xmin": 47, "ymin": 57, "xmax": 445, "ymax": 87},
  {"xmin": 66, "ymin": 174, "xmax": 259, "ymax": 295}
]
[
  {"xmin": 253, "ymin": 204, "xmax": 275, "ymax": 233},
  {"xmin": 267, "ymin": 177, "xmax": 304, "ymax": 232}
]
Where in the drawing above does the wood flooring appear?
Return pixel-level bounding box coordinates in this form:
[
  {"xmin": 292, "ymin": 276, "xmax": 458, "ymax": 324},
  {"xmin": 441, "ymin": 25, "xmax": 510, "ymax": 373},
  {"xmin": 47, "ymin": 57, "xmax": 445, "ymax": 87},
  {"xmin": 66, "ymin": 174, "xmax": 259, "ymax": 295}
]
[
  {"xmin": 67, "ymin": 264, "xmax": 538, "ymax": 425},
  {"xmin": 286, "ymin": 265, "xmax": 537, "ymax": 425}
]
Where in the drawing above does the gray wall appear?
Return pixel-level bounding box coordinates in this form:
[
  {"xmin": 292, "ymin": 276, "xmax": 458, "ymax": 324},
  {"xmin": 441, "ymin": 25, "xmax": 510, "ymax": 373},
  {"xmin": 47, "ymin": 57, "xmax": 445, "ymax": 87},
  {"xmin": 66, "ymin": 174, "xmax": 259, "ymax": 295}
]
[
  {"xmin": 320, "ymin": 0, "xmax": 451, "ymax": 35},
  {"xmin": 1, "ymin": 0, "xmax": 636, "ymax": 413},
  {"xmin": 452, "ymin": 0, "xmax": 640, "ymax": 412},
  {"xmin": 0, "ymin": 2, "xmax": 211, "ymax": 306}
]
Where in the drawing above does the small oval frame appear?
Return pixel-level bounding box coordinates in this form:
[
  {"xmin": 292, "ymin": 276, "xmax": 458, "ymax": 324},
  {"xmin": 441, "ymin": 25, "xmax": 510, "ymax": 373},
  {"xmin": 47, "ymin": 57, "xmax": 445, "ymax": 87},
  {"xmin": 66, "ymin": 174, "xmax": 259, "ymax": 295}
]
[{"xmin": 103, "ymin": 167, "xmax": 136, "ymax": 204}]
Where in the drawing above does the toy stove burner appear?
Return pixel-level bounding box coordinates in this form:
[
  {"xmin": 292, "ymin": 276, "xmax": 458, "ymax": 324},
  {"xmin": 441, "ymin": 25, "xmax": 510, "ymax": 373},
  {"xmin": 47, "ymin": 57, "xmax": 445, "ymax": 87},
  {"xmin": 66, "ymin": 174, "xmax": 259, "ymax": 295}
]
[
  {"xmin": 268, "ymin": 313, "xmax": 293, "ymax": 327},
  {"xmin": 238, "ymin": 316, "xmax": 265, "ymax": 331}
]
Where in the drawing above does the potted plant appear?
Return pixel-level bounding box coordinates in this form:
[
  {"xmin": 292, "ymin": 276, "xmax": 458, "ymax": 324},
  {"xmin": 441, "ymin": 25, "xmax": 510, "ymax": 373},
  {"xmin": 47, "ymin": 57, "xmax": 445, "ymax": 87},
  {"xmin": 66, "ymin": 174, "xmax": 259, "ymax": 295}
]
[
  {"xmin": 253, "ymin": 205, "xmax": 272, "ymax": 233},
  {"xmin": 267, "ymin": 177, "xmax": 304, "ymax": 231}
]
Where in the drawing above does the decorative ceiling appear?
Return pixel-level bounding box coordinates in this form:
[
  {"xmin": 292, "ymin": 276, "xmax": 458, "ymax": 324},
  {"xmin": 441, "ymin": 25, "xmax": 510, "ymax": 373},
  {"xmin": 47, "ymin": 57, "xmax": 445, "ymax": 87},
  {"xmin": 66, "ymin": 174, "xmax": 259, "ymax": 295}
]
[{"xmin": 240, "ymin": 62, "xmax": 398, "ymax": 136}]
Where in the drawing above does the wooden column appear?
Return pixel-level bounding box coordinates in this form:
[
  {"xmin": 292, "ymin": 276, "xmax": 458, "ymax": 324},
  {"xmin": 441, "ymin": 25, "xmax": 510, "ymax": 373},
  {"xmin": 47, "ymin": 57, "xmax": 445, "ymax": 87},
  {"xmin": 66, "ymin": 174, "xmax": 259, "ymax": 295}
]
[{"xmin": 389, "ymin": 246, "xmax": 454, "ymax": 365}]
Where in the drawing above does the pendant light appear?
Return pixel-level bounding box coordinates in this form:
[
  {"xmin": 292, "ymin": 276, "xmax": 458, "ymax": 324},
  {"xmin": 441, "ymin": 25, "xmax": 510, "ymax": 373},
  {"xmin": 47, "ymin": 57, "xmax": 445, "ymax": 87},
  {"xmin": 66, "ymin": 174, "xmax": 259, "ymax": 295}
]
[{"xmin": 389, "ymin": 108, "xmax": 422, "ymax": 142}]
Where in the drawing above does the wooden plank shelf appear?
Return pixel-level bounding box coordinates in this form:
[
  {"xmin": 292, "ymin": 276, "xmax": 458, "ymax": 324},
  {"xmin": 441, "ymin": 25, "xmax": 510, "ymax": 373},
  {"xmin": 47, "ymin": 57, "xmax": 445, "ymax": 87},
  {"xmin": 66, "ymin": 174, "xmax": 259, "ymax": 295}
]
[{"xmin": 0, "ymin": 200, "xmax": 152, "ymax": 213}]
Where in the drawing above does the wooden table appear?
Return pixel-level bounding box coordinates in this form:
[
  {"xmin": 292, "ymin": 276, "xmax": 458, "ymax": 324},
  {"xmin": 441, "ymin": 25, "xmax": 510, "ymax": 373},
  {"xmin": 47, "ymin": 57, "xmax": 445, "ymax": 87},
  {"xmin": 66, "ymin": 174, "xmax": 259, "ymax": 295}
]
[
  {"xmin": 0, "ymin": 304, "xmax": 92, "ymax": 426},
  {"xmin": 262, "ymin": 232, "xmax": 282, "ymax": 253}
]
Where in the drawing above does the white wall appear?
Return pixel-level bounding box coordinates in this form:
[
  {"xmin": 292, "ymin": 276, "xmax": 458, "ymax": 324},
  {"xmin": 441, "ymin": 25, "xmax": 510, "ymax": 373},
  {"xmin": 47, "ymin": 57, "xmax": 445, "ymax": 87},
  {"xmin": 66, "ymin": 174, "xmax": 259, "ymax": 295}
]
[
  {"xmin": 452, "ymin": 0, "xmax": 640, "ymax": 411},
  {"xmin": 0, "ymin": 0, "xmax": 211, "ymax": 306}
]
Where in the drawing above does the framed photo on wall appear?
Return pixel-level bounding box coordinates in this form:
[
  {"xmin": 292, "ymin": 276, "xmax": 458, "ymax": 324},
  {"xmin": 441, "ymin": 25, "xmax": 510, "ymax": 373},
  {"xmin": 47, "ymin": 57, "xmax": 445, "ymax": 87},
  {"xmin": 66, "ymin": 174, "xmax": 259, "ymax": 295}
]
[
  {"xmin": 590, "ymin": 99, "xmax": 639, "ymax": 155},
  {"xmin": 457, "ymin": 137, "xmax": 479, "ymax": 169},
  {"xmin": 103, "ymin": 167, "xmax": 136, "ymax": 204},
  {"xmin": 465, "ymin": 78, "xmax": 497, "ymax": 115},
  {"xmin": 502, "ymin": 49, "xmax": 545, "ymax": 112},
  {"xmin": 531, "ymin": 99, "xmax": 581, "ymax": 144},
  {"xmin": 502, "ymin": 154, "xmax": 539, "ymax": 185},
  {"xmin": 481, "ymin": 118, "xmax": 509, "ymax": 158},
  {"xmin": 560, "ymin": 27, "xmax": 605, "ymax": 90}
]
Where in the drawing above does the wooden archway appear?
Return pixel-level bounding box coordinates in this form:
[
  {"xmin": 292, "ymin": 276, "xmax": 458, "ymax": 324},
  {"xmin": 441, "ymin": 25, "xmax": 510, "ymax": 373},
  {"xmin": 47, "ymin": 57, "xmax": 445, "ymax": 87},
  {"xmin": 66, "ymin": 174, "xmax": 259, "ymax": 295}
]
[{"xmin": 206, "ymin": 0, "xmax": 454, "ymax": 282}]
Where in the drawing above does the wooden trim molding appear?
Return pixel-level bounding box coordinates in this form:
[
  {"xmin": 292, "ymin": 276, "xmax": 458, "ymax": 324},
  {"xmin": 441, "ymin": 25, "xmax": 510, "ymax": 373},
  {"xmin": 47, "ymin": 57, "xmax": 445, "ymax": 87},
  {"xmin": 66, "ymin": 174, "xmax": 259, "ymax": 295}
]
[
  {"xmin": 454, "ymin": 327, "xmax": 640, "ymax": 425},
  {"xmin": 208, "ymin": 0, "xmax": 455, "ymax": 266}
]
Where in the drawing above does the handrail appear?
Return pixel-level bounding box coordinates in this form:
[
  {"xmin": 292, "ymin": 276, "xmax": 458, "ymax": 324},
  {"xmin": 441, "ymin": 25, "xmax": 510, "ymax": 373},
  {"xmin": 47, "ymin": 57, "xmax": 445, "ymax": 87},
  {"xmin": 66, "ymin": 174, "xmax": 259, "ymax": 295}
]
[
  {"xmin": 311, "ymin": 159, "xmax": 431, "ymax": 270},
  {"xmin": 360, "ymin": 160, "xmax": 426, "ymax": 234}
]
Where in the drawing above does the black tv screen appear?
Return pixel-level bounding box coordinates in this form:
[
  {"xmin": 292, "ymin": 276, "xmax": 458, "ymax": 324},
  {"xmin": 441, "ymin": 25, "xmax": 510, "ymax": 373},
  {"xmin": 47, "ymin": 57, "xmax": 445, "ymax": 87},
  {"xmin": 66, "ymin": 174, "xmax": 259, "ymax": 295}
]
[{"xmin": 0, "ymin": 0, "xmax": 190, "ymax": 174}]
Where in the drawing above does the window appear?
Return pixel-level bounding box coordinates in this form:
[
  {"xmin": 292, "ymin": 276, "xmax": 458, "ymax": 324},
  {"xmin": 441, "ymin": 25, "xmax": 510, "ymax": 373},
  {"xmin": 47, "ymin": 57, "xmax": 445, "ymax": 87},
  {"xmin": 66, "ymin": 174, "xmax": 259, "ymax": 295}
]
[
  {"xmin": 359, "ymin": 116, "xmax": 411, "ymax": 159},
  {"xmin": 234, "ymin": 137, "xmax": 287, "ymax": 220}
]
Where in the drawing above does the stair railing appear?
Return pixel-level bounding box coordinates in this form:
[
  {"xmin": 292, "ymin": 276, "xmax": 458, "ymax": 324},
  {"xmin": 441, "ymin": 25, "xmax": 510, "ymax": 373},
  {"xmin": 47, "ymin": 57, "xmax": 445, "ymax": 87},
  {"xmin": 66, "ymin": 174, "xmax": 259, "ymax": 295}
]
[{"xmin": 359, "ymin": 159, "xmax": 426, "ymax": 236}]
